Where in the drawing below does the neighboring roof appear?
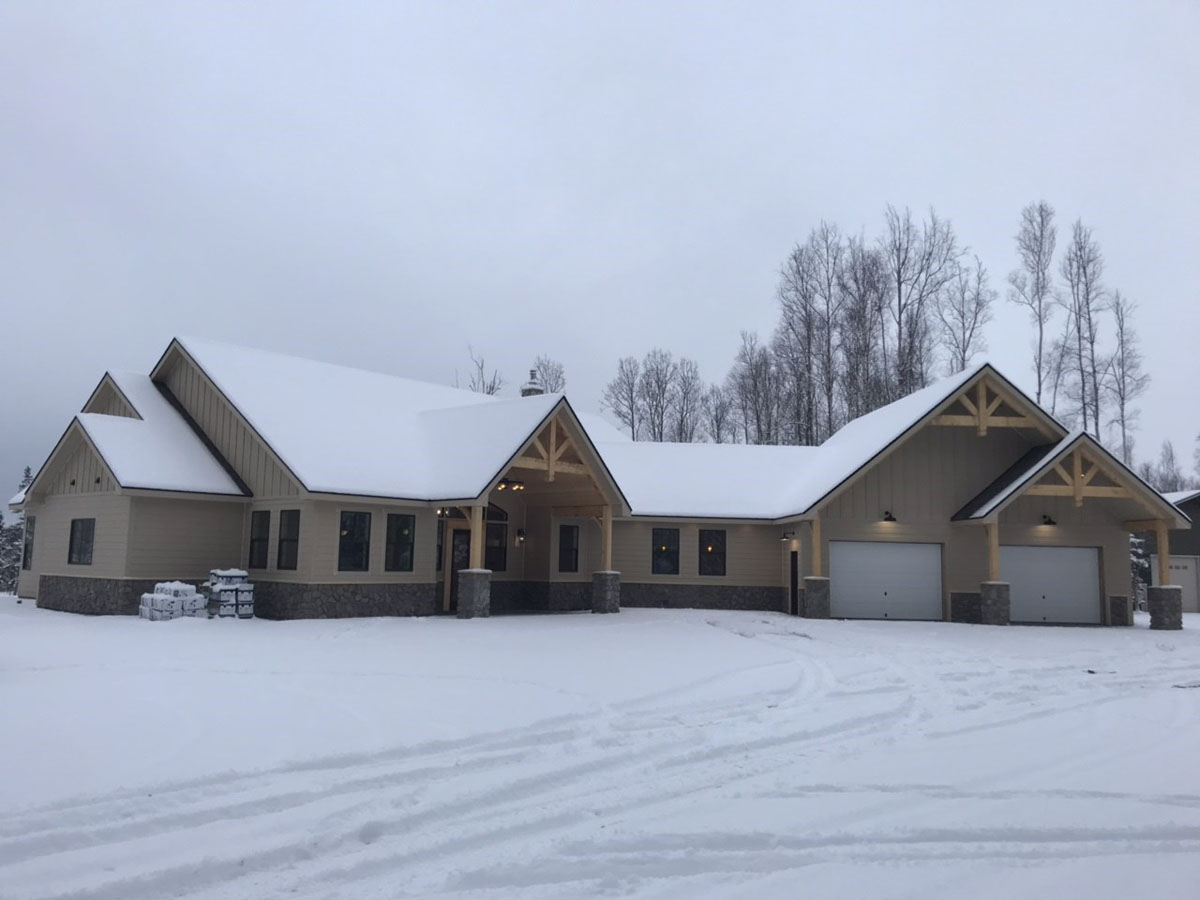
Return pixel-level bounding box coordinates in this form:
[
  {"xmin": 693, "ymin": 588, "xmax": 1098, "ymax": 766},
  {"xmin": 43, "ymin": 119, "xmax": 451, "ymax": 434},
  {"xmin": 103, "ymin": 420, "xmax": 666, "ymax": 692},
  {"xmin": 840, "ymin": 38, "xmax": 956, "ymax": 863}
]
[
  {"xmin": 1164, "ymin": 489, "xmax": 1200, "ymax": 507},
  {"xmin": 596, "ymin": 442, "xmax": 822, "ymax": 519},
  {"xmin": 170, "ymin": 337, "xmax": 618, "ymax": 501},
  {"xmin": 8, "ymin": 487, "xmax": 26, "ymax": 509},
  {"xmin": 75, "ymin": 371, "xmax": 245, "ymax": 496},
  {"xmin": 952, "ymin": 433, "xmax": 1078, "ymax": 521}
]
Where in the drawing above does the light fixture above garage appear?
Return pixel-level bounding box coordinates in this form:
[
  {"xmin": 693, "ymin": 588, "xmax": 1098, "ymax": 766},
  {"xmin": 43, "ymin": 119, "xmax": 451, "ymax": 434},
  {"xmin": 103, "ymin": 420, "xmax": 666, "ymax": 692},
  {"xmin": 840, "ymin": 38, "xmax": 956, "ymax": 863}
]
[
  {"xmin": 882, "ymin": 511, "xmax": 897, "ymax": 522},
  {"xmin": 1041, "ymin": 514, "xmax": 1057, "ymax": 526},
  {"xmin": 780, "ymin": 531, "xmax": 795, "ymax": 542}
]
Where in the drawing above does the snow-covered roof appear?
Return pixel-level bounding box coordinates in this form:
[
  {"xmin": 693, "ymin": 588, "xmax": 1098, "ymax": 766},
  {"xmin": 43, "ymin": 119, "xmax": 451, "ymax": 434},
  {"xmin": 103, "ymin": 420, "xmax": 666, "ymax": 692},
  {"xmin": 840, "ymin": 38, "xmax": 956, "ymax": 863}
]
[
  {"xmin": 8, "ymin": 487, "xmax": 26, "ymax": 509},
  {"xmin": 74, "ymin": 371, "xmax": 245, "ymax": 496},
  {"xmin": 172, "ymin": 337, "xmax": 615, "ymax": 500},
  {"xmin": 1164, "ymin": 489, "xmax": 1200, "ymax": 507},
  {"xmin": 596, "ymin": 442, "xmax": 822, "ymax": 519}
]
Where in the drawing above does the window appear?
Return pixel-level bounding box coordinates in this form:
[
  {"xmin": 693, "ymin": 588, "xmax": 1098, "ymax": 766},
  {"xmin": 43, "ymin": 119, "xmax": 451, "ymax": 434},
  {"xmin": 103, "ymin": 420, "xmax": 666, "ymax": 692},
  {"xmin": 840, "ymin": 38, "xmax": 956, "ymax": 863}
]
[
  {"xmin": 652, "ymin": 528, "xmax": 679, "ymax": 575},
  {"xmin": 558, "ymin": 524, "xmax": 579, "ymax": 573},
  {"xmin": 485, "ymin": 504, "xmax": 508, "ymax": 572},
  {"xmin": 22, "ymin": 516, "xmax": 35, "ymax": 570},
  {"xmin": 248, "ymin": 510, "xmax": 270, "ymax": 569},
  {"xmin": 385, "ymin": 514, "xmax": 415, "ymax": 572},
  {"xmin": 277, "ymin": 509, "xmax": 300, "ymax": 570},
  {"xmin": 485, "ymin": 523, "xmax": 507, "ymax": 571},
  {"xmin": 698, "ymin": 529, "xmax": 726, "ymax": 577},
  {"xmin": 68, "ymin": 518, "xmax": 95, "ymax": 566},
  {"xmin": 338, "ymin": 511, "xmax": 371, "ymax": 572}
]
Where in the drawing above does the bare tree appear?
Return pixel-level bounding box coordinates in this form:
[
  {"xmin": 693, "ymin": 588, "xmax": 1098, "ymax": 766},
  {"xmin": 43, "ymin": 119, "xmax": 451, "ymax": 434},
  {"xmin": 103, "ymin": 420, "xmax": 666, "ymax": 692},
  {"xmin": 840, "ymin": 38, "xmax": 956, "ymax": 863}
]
[
  {"xmin": 810, "ymin": 221, "xmax": 845, "ymax": 438},
  {"xmin": 1059, "ymin": 220, "xmax": 1106, "ymax": 437},
  {"xmin": 1195, "ymin": 433, "xmax": 1200, "ymax": 483},
  {"xmin": 1007, "ymin": 201, "xmax": 1057, "ymax": 403},
  {"xmin": 701, "ymin": 383, "xmax": 737, "ymax": 444},
  {"xmin": 601, "ymin": 356, "xmax": 641, "ymax": 440},
  {"xmin": 727, "ymin": 331, "xmax": 779, "ymax": 445},
  {"xmin": 879, "ymin": 206, "xmax": 961, "ymax": 395},
  {"xmin": 1145, "ymin": 441, "xmax": 1189, "ymax": 492},
  {"xmin": 532, "ymin": 355, "xmax": 566, "ymax": 393},
  {"xmin": 1045, "ymin": 314, "xmax": 1075, "ymax": 422},
  {"xmin": 638, "ymin": 348, "xmax": 678, "ymax": 442},
  {"xmin": 462, "ymin": 346, "xmax": 503, "ymax": 395},
  {"xmin": 1104, "ymin": 292, "xmax": 1149, "ymax": 464},
  {"xmin": 668, "ymin": 357, "xmax": 704, "ymax": 442},
  {"xmin": 838, "ymin": 235, "xmax": 890, "ymax": 420},
  {"xmin": 775, "ymin": 241, "xmax": 820, "ymax": 444},
  {"xmin": 936, "ymin": 256, "xmax": 994, "ymax": 373}
]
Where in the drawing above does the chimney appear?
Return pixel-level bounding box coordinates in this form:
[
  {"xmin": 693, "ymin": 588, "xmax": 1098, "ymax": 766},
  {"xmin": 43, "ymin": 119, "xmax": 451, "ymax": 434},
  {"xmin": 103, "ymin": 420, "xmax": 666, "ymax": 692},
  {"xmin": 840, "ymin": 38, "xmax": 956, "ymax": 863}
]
[{"xmin": 520, "ymin": 369, "xmax": 544, "ymax": 397}]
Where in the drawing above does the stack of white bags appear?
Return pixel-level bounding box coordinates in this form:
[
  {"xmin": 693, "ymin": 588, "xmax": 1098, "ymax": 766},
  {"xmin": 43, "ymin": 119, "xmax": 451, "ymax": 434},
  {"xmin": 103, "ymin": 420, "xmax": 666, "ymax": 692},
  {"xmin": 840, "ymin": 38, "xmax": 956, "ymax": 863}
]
[
  {"xmin": 139, "ymin": 581, "xmax": 206, "ymax": 621},
  {"xmin": 209, "ymin": 568, "xmax": 254, "ymax": 619}
]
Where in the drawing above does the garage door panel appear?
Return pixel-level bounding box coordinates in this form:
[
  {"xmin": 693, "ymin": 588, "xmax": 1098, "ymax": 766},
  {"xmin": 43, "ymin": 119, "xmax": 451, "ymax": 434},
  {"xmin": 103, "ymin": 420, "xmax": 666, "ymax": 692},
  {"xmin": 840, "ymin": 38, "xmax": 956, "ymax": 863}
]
[
  {"xmin": 1002, "ymin": 546, "xmax": 1101, "ymax": 624},
  {"xmin": 830, "ymin": 541, "xmax": 942, "ymax": 620}
]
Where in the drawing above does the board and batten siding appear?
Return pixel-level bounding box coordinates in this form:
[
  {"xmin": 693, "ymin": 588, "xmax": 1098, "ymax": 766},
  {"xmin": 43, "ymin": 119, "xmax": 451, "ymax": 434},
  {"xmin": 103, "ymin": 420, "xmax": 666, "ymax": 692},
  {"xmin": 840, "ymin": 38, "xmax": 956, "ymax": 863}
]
[
  {"xmin": 612, "ymin": 520, "xmax": 783, "ymax": 587},
  {"xmin": 125, "ymin": 497, "xmax": 247, "ymax": 581},
  {"xmin": 17, "ymin": 493, "xmax": 132, "ymax": 597},
  {"xmin": 84, "ymin": 379, "xmax": 138, "ymax": 418},
  {"xmin": 158, "ymin": 353, "xmax": 299, "ymax": 498},
  {"xmin": 42, "ymin": 431, "xmax": 118, "ymax": 496}
]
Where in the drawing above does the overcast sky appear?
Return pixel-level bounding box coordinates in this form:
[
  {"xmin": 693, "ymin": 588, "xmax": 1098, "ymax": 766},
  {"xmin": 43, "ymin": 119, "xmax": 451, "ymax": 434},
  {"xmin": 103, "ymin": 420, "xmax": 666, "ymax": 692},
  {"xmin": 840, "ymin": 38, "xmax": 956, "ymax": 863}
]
[{"xmin": 2, "ymin": 1, "xmax": 1197, "ymax": 506}]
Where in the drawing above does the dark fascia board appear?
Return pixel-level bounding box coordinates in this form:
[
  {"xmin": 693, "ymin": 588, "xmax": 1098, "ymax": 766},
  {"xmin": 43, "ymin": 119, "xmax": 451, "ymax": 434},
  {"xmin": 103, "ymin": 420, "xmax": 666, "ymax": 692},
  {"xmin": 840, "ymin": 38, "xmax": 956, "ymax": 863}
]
[
  {"xmin": 152, "ymin": 381, "xmax": 252, "ymax": 497},
  {"xmin": 799, "ymin": 363, "xmax": 1068, "ymax": 517}
]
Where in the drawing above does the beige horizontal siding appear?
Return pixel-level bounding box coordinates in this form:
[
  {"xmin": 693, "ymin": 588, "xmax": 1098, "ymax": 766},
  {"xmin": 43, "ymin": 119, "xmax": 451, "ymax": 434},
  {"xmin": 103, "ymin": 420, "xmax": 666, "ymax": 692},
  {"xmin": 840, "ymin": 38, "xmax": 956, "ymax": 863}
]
[
  {"xmin": 125, "ymin": 497, "xmax": 246, "ymax": 581},
  {"xmin": 19, "ymin": 494, "xmax": 131, "ymax": 596},
  {"xmin": 306, "ymin": 501, "xmax": 441, "ymax": 583},
  {"xmin": 159, "ymin": 351, "xmax": 299, "ymax": 498},
  {"xmin": 613, "ymin": 520, "xmax": 783, "ymax": 587}
]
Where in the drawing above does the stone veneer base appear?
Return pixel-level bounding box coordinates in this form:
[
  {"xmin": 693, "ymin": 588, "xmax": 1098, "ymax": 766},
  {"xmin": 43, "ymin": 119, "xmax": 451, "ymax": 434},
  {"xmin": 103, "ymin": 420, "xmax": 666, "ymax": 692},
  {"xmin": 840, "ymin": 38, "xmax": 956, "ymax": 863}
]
[
  {"xmin": 620, "ymin": 583, "xmax": 786, "ymax": 612},
  {"xmin": 950, "ymin": 592, "xmax": 982, "ymax": 624},
  {"xmin": 1147, "ymin": 585, "xmax": 1183, "ymax": 631},
  {"xmin": 1108, "ymin": 595, "xmax": 1133, "ymax": 627},
  {"xmin": 38, "ymin": 575, "xmax": 162, "ymax": 616},
  {"xmin": 801, "ymin": 577, "xmax": 830, "ymax": 619},
  {"xmin": 592, "ymin": 571, "xmax": 620, "ymax": 613},
  {"xmin": 979, "ymin": 581, "xmax": 1011, "ymax": 626},
  {"xmin": 253, "ymin": 581, "xmax": 439, "ymax": 619}
]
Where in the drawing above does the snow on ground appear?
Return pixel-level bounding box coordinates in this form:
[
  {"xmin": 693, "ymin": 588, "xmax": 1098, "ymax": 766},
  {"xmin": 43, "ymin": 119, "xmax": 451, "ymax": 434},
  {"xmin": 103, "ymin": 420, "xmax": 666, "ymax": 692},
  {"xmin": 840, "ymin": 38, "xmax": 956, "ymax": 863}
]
[{"xmin": 1, "ymin": 595, "xmax": 1199, "ymax": 900}]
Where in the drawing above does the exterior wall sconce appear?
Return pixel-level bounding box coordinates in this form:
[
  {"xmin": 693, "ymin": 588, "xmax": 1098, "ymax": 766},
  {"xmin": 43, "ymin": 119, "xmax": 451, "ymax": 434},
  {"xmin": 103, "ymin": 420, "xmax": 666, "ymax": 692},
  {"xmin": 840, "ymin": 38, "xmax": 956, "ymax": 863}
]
[
  {"xmin": 1042, "ymin": 514, "xmax": 1057, "ymax": 526},
  {"xmin": 516, "ymin": 528, "xmax": 526, "ymax": 545},
  {"xmin": 780, "ymin": 531, "xmax": 795, "ymax": 542},
  {"xmin": 883, "ymin": 511, "xmax": 897, "ymax": 522}
]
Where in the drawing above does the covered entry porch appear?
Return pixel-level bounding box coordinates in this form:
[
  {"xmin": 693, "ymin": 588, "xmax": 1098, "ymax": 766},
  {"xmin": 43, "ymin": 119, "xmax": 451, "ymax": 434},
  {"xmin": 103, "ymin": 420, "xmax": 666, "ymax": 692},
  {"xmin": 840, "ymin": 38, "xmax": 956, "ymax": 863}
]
[{"xmin": 435, "ymin": 404, "xmax": 627, "ymax": 617}]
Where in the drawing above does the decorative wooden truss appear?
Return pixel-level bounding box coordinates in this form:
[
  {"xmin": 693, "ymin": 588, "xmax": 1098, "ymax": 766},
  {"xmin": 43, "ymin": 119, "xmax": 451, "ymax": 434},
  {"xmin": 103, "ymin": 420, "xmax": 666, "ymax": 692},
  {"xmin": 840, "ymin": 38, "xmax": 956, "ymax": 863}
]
[
  {"xmin": 1024, "ymin": 448, "xmax": 1130, "ymax": 506},
  {"xmin": 932, "ymin": 379, "xmax": 1035, "ymax": 435},
  {"xmin": 508, "ymin": 418, "xmax": 589, "ymax": 480}
]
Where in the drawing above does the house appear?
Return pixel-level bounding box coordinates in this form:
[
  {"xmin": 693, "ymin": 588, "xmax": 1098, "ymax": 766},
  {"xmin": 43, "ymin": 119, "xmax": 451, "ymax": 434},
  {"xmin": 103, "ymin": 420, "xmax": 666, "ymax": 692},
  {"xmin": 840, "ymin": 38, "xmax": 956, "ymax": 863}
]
[
  {"xmin": 1147, "ymin": 489, "xmax": 1200, "ymax": 612},
  {"xmin": 8, "ymin": 337, "xmax": 1190, "ymax": 626}
]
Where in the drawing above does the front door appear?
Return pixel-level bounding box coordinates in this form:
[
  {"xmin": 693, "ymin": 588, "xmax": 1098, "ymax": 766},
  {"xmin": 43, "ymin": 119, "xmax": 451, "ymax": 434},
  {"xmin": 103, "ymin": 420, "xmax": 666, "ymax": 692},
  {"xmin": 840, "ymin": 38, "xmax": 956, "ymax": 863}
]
[{"xmin": 447, "ymin": 530, "xmax": 472, "ymax": 613}]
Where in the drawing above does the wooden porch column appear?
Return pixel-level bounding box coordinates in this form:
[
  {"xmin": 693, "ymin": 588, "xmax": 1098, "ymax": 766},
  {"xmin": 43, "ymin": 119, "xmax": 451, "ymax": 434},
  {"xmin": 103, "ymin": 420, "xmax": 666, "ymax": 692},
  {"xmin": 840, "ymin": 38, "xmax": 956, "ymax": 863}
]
[
  {"xmin": 469, "ymin": 505, "xmax": 484, "ymax": 569},
  {"xmin": 985, "ymin": 521, "xmax": 1000, "ymax": 581},
  {"xmin": 810, "ymin": 515, "xmax": 822, "ymax": 577},
  {"xmin": 1156, "ymin": 521, "xmax": 1171, "ymax": 586},
  {"xmin": 601, "ymin": 504, "xmax": 613, "ymax": 570}
]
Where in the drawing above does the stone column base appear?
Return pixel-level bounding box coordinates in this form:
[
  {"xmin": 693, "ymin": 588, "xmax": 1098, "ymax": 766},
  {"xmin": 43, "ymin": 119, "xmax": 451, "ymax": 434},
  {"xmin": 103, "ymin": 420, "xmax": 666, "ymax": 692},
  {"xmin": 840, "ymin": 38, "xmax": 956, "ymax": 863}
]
[
  {"xmin": 457, "ymin": 569, "xmax": 491, "ymax": 619},
  {"xmin": 592, "ymin": 571, "xmax": 620, "ymax": 614},
  {"xmin": 979, "ymin": 581, "xmax": 1010, "ymax": 626},
  {"xmin": 1108, "ymin": 595, "xmax": 1133, "ymax": 627},
  {"xmin": 1148, "ymin": 585, "xmax": 1183, "ymax": 631},
  {"xmin": 802, "ymin": 577, "xmax": 830, "ymax": 619}
]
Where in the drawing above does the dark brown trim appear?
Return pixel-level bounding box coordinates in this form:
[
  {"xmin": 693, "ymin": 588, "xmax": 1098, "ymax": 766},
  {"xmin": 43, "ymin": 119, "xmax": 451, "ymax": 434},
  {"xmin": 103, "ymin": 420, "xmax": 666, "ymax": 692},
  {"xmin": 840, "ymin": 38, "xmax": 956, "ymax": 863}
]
[{"xmin": 153, "ymin": 381, "xmax": 252, "ymax": 496}]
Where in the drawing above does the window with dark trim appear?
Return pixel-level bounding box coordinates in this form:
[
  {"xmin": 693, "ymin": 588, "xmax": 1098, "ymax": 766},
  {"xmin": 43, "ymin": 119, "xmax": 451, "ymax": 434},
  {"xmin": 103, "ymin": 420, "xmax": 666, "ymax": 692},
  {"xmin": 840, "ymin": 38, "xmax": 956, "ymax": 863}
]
[
  {"xmin": 338, "ymin": 511, "xmax": 371, "ymax": 572},
  {"xmin": 385, "ymin": 514, "xmax": 416, "ymax": 572},
  {"xmin": 558, "ymin": 524, "xmax": 579, "ymax": 573},
  {"xmin": 485, "ymin": 505, "xmax": 508, "ymax": 572},
  {"xmin": 698, "ymin": 529, "xmax": 726, "ymax": 577},
  {"xmin": 652, "ymin": 528, "xmax": 679, "ymax": 575},
  {"xmin": 22, "ymin": 516, "xmax": 35, "ymax": 570},
  {"xmin": 68, "ymin": 518, "xmax": 95, "ymax": 566},
  {"xmin": 277, "ymin": 509, "xmax": 300, "ymax": 570},
  {"xmin": 248, "ymin": 510, "xmax": 270, "ymax": 569}
]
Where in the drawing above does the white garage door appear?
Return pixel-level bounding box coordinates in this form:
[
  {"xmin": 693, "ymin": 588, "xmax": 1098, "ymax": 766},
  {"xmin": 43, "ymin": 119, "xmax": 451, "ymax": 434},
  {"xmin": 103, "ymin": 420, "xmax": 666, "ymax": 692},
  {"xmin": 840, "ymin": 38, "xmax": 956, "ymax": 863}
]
[
  {"xmin": 1002, "ymin": 546, "xmax": 1101, "ymax": 624},
  {"xmin": 829, "ymin": 541, "xmax": 943, "ymax": 620},
  {"xmin": 1151, "ymin": 555, "xmax": 1200, "ymax": 613}
]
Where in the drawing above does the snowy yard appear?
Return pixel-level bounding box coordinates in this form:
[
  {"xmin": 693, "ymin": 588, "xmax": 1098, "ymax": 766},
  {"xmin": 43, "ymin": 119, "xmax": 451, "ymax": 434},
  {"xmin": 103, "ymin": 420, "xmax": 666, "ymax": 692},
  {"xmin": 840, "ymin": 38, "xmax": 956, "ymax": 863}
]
[{"xmin": 1, "ymin": 597, "xmax": 1199, "ymax": 900}]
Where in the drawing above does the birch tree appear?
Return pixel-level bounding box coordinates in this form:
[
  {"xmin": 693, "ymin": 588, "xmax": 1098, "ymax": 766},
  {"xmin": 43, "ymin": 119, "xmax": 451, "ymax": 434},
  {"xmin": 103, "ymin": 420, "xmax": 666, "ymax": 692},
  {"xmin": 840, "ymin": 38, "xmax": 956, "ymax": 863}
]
[
  {"xmin": 839, "ymin": 235, "xmax": 890, "ymax": 419},
  {"xmin": 775, "ymin": 241, "xmax": 820, "ymax": 444},
  {"xmin": 1007, "ymin": 201, "xmax": 1057, "ymax": 403},
  {"xmin": 1104, "ymin": 292, "xmax": 1149, "ymax": 465},
  {"xmin": 670, "ymin": 357, "xmax": 704, "ymax": 443},
  {"xmin": 1059, "ymin": 220, "xmax": 1106, "ymax": 437}
]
